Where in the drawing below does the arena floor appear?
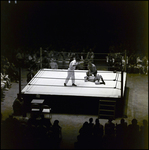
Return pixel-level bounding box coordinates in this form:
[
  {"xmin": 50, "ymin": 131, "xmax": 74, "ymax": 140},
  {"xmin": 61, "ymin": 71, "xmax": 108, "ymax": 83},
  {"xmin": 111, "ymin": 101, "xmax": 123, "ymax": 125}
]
[{"xmin": 1, "ymin": 67, "xmax": 148, "ymax": 149}]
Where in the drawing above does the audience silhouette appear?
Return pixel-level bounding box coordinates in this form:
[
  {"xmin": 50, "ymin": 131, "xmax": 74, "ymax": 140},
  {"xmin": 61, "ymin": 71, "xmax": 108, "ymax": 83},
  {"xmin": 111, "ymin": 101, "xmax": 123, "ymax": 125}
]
[
  {"xmin": 115, "ymin": 118, "xmax": 128, "ymax": 149},
  {"xmin": 1, "ymin": 113, "xmax": 148, "ymax": 149}
]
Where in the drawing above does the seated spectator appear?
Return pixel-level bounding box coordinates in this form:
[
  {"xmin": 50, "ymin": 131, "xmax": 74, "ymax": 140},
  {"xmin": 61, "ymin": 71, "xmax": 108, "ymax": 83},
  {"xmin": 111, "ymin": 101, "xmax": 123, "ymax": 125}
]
[
  {"xmin": 142, "ymin": 56, "xmax": 148, "ymax": 75},
  {"xmin": 127, "ymin": 54, "xmax": 136, "ymax": 73},
  {"xmin": 48, "ymin": 49, "xmax": 55, "ymax": 59},
  {"xmin": 88, "ymin": 117, "xmax": 94, "ymax": 136},
  {"xmin": 27, "ymin": 69, "xmax": 35, "ymax": 83},
  {"xmin": 24, "ymin": 122, "xmax": 37, "ymax": 149},
  {"xmin": 86, "ymin": 48, "xmax": 94, "ymax": 63},
  {"xmin": 36, "ymin": 121, "xmax": 48, "ymax": 140},
  {"xmin": 7, "ymin": 62, "xmax": 19, "ymax": 83},
  {"xmin": 79, "ymin": 121, "xmax": 89, "ymax": 137},
  {"xmin": 49, "ymin": 58, "xmax": 58, "ymax": 69},
  {"xmin": 92, "ymin": 118, "xmax": 103, "ymax": 149},
  {"xmin": 42, "ymin": 55, "xmax": 49, "ymax": 68},
  {"xmin": 140, "ymin": 119, "xmax": 148, "ymax": 149},
  {"xmin": 105, "ymin": 117, "xmax": 115, "ymax": 135},
  {"xmin": 136, "ymin": 56, "xmax": 143, "ymax": 74},
  {"xmin": 121, "ymin": 56, "xmax": 126, "ymax": 70},
  {"xmin": 32, "ymin": 52, "xmax": 37, "ymax": 63},
  {"xmin": 103, "ymin": 117, "xmax": 116, "ymax": 149},
  {"xmin": 116, "ymin": 118, "xmax": 127, "ymax": 136},
  {"xmin": 57, "ymin": 51, "xmax": 64, "ymax": 61},
  {"xmin": 16, "ymin": 49, "xmax": 24, "ymax": 68},
  {"xmin": 12, "ymin": 94, "xmax": 24, "ymax": 116},
  {"xmin": 76, "ymin": 49, "xmax": 86, "ymax": 70},
  {"xmin": 1, "ymin": 69, "xmax": 11, "ymax": 90},
  {"xmin": 113, "ymin": 53, "xmax": 122, "ymax": 71},
  {"xmin": 127, "ymin": 118, "xmax": 141, "ymax": 149},
  {"xmin": 35, "ymin": 56, "xmax": 41, "ymax": 71},
  {"xmin": 115, "ymin": 118, "xmax": 128, "ymax": 149},
  {"xmin": 1, "ymin": 73, "xmax": 7, "ymax": 90},
  {"xmin": 106, "ymin": 53, "xmax": 115, "ymax": 71},
  {"xmin": 93, "ymin": 118, "xmax": 103, "ymax": 137},
  {"xmin": 51, "ymin": 120, "xmax": 62, "ymax": 148},
  {"xmin": 40, "ymin": 114, "xmax": 52, "ymax": 130},
  {"xmin": 61, "ymin": 49, "xmax": 67, "ymax": 61},
  {"xmin": 78, "ymin": 121, "xmax": 90, "ymax": 149},
  {"xmin": 1, "ymin": 87, "xmax": 5, "ymax": 101},
  {"xmin": 80, "ymin": 48, "xmax": 86, "ymax": 60}
]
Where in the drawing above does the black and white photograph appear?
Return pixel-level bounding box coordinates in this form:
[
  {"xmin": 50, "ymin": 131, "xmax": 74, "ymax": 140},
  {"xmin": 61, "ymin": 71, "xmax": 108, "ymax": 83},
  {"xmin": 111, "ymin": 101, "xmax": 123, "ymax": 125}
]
[{"xmin": 1, "ymin": 1, "xmax": 148, "ymax": 149}]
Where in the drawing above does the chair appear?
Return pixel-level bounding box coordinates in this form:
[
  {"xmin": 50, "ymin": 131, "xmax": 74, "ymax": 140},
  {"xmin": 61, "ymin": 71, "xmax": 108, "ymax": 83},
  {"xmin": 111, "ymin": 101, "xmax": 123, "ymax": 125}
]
[
  {"xmin": 31, "ymin": 103, "xmax": 41, "ymax": 118},
  {"xmin": 41, "ymin": 105, "xmax": 52, "ymax": 119}
]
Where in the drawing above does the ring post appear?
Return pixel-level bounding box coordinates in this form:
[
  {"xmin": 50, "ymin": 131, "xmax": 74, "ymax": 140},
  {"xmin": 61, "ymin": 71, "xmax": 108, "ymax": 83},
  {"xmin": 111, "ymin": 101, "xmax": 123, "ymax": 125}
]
[
  {"xmin": 19, "ymin": 67, "xmax": 21, "ymax": 97},
  {"xmin": 121, "ymin": 70, "xmax": 123, "ymax": 98},
  {"xmin": 124, "ymin": 50, "xmax": 127, "ymax": 72},
  {"xmin": 40, "ymin": 47, "xmax": 42, "ymax": 69}
]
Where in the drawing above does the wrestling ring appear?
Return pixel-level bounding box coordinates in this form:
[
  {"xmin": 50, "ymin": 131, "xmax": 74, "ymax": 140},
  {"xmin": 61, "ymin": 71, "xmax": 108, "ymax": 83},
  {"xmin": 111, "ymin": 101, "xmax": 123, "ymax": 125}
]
[
  {"xmin": 20, "ymin": 50, "xmax": 127, "ymax": 119},
  {"xmin": 21, "ymin": 69, "xmax": 126, "ymax": 119}
]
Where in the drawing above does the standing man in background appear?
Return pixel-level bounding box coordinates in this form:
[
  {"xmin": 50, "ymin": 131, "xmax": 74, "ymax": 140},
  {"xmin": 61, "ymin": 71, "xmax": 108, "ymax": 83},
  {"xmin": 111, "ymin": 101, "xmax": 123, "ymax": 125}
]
[{"xmin": 27, "ymin": 69, "xmax": 35, "ymax": 83}]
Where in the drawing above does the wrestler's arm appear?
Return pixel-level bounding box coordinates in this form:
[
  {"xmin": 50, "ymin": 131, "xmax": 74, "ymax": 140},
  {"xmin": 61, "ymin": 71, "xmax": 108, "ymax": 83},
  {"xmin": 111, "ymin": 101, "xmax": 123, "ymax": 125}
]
[{"xmin": 73, "ymin": 61, "xmax": 84, "ymax": 66}]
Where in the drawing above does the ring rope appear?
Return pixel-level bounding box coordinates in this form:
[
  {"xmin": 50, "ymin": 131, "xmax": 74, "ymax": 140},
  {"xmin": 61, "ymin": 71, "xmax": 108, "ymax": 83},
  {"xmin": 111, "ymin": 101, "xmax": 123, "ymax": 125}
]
[
  {"xmin": 28, "ymin": 83, "xmax": 120, "ymax": 89},
  {"xmin": 33, "ymin": 76, "xmax": 121, "ymax": 82},
  {"xmin": 40, "ymin": 69, "xmax": 122, "ymax": 74}
]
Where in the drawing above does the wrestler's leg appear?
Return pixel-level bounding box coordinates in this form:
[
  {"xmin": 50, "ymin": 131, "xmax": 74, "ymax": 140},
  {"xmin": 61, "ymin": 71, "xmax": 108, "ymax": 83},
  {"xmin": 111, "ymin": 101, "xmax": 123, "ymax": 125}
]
[
  {"xmin": 99, "ymin": 75, "xmax": 105, "ymax": 84},
  {"xmin": 94, "ymin": 74, "xmax": 100, "ymax": 82}
]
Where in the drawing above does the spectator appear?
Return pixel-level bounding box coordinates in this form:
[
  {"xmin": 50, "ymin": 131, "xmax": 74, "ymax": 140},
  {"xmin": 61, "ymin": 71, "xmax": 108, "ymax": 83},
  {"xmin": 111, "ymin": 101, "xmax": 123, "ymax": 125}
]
[
  {"xmin": 49, "ymin": 58, "xmax": 58, "ymax": 69},
  {"xmin": 127, "ymin": 118, "xmax": 141, "ymax": 149},
  {"xmin": 88, "ymin": 117, "xmax": 94, "ymax": 136},
  {"xmin": 127, "ymin": 53, "xmax": 136, "ymax": 73},
  {"xmin": 86, "ymin": 48, "xmax": 94, "ymax": 63},
  {"xmin": 121, "ymin": 56, "xmax": 126, "ymax": 70},
  {"xmin": 113, "ymin": 53, "xmax": 122, "ymax": 71},
  {"xmin": 78, "ymin": 121, "xmax": 90, "ymax": 148},
  {"xmin": 92, "ymin": 118, "xmax": 103, "ymax": 149},
  {"xmin": 115, "ymin": 118, "xmax": 128, "ymax": 149},
  {"xmin": 27, "ymin": 69, "xmax": 35, "ymax": 83},
  {"xmin": 103, "ymin": 117, "xmax": 116, "ymax": 149},
  {"xmin": 12, "ymin": 94, "xmax": 24, "ymax": 116},
  {"xmin": 77, "ymin": 48, "xmax": 86, "ymax": 69},
  {"xmin": 1, "ymin": 69, "xmax": 11, "ymax": 90},
  {"xmin": 1, "ymin": 73, "xmax": 8, "ymax": 91},
  {"xmin": 40, "ymin": 114, "xmax": 52, "ymax": 130},
  {"xmin": 136, "ymin": 56, "xmax": 143, "ymax": 74},
  {"xmin": 80, "ymin": 48, "xmax": 86, "ymax": 60},
  {"xmin": 140, "ymin": 119, "xmax": 148, "ymax": 149},
  {"xmin": 48, "ymin": 49, "xmax": 55, "ymax": 59},
  {"xmin": 42, "ymin": 55, "xmax": 49, "ymax": 68},
  {"xmin": 57, "ymin": 51, "xmax": 65, "ymax": 68},
  {"xmin": 142, "ymin": 56, "xmax": 148, "ymax": 75},
  {"xmin": 106, "ymin": 53, "xmax": 115, "ymax": 71},
  {"xmin": 16, "ymin": 49, "xmax": 24, "ymax": 68},
  {"xmin": 51, "ymin": 120, "xmax": 62, "ymax": 148},
  {"xmin": 7, "ymin": 62, "xmax": 19, "ymax": 83},
  {"xmin": 105, "ymin": 117, "xmax": 115, "ymax": 135}
]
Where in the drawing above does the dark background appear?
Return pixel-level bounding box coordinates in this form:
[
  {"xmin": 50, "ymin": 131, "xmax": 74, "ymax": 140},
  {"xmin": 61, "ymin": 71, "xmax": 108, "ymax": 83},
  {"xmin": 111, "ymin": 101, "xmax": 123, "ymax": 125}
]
[{"xmin": 1, "ymin": 1, "xmax": 148, "ymax": 55}]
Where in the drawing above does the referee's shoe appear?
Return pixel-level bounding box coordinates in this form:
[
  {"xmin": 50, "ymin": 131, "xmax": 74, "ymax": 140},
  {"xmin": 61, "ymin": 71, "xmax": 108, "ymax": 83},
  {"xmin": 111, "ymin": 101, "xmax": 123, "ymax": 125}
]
[{"xmin": 72, "ymin": 83, "xmax": 77, "ymax": 86}]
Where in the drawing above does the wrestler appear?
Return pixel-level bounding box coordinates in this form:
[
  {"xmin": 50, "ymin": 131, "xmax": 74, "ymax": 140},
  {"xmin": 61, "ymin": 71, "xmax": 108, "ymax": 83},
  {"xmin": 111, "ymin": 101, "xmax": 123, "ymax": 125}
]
[
  {"xmin": 84, "ymin": 73, "xmax": 106, "ymax": 85},
  {"xmin": 86, "ymin": 61, "xmax": 97, "ymax": 78}
]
